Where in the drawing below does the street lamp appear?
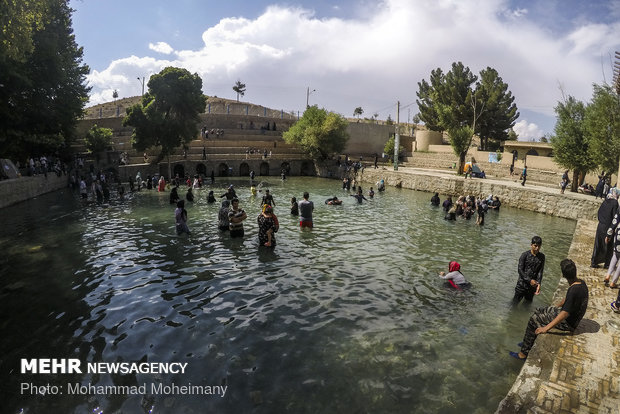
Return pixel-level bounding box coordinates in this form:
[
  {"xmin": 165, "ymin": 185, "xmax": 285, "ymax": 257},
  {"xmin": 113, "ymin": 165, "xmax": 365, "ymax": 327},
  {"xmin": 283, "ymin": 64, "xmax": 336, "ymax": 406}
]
[
  {"xmin": 137, "ymin": 77, "xmax": 145, "ymax": 96},
  {"xmin": 306, "ymin": 87, "xmax": 316, "ymax": 108}
]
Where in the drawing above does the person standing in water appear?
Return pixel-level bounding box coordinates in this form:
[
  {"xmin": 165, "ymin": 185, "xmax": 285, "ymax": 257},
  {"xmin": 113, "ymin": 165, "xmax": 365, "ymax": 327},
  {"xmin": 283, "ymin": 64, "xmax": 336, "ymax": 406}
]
[
  {"xmin": 175, "ymin": 200, "xmax": 191, "ymax": 235},
  {"xmin": 513, "ymin": 236, "xmax": 545, "ymax": 304},
  {"xmin": 298, "ymin": 192, "xmax": 314, "ymax": 229}
]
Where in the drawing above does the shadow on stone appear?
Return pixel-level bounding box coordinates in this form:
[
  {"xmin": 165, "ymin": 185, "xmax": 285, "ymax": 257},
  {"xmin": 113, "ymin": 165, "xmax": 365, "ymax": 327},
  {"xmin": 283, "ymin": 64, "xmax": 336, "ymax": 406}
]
[{"xmin": 547, "ymin": 318, "xmax": 600, "ymax": 336}]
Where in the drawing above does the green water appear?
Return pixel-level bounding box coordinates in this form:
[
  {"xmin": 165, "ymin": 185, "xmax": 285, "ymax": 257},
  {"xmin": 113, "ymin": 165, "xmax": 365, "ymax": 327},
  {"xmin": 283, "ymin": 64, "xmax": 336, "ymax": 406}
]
[{"xmin": 0, "ymin": 177, "xmax": 575, "ymax": 413}]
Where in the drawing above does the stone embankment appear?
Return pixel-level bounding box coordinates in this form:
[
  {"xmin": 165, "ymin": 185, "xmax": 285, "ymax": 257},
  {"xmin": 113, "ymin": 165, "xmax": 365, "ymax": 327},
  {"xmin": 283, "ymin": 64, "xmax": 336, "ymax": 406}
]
[
  {"xmin": 0, "ymin": 174, "xmax": 67, "ymax": 209},
  {"xmin": 358, "ymin": 166, "xmax": 599, "ymax": 221}
]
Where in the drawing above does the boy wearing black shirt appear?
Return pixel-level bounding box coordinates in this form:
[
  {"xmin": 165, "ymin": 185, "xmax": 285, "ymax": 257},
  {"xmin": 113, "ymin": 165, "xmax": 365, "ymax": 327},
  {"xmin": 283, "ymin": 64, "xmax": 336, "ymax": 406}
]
[{"xmin": 510, "ymin": 258, "xmax": 588, "ymax": 360}]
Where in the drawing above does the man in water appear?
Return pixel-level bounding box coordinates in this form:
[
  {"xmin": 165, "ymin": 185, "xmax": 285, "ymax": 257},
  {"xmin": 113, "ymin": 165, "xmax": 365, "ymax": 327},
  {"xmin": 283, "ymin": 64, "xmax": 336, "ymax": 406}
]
[
  {"xmin": 298, "ymin": 192, "xmax": 314, "ymax": 229},
  {"xmin": 510, "ymin": 258, "xmax": 588, "ymax": 360},
  {"xmin": 513, "ymin": 236, "xmax": 545, "ymax": 304}
]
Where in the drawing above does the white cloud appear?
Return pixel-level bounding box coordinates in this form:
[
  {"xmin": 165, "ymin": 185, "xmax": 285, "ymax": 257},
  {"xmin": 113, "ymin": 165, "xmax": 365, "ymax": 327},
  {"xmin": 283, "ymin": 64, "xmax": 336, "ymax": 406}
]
[
  {"xmin": 513, "ymin": 120, "xmax": 545, "ymax": 141},
  {"xmin": 85, "ymin": 0, "xmax": 620, "ymax": 136},
  {"xmin": 148, "ymin": 41, "xmax": 174, "ymax": 54}
]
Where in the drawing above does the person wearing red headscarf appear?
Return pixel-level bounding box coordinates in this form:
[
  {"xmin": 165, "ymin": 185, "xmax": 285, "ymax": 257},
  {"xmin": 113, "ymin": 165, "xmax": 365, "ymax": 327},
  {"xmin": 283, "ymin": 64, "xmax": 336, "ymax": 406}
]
[{"xmin": 438, "ymin": 261, "xmax": 470, "ymax": 289}]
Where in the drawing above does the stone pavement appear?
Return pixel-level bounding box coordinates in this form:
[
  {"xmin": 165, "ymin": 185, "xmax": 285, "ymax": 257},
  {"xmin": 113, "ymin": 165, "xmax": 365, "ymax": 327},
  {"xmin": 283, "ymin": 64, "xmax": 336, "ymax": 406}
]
[{"xmin": 357, "ymin": 165, "xmax": 620, "ymax": 413}]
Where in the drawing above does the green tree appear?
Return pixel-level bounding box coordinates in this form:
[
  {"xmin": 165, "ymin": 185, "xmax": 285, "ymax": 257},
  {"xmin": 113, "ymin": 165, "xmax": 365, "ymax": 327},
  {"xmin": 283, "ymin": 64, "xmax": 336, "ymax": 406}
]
[
  {"xmin": 0, "ymin": 0, "xmax": 49, "ymax": 61},
  {"xmin": 0, "ymin": 0, "xmax": 90, "ymax": 161},
  {"xmin": 232, "ymin": 79, "xmax": 246, "ymax": 101},
  {"xmin": 383, "ymin": 136, "xmax": 404, "ymax": 160},
  {"xmin": 123, "ymin": 67, "xmax": 206, "ymax": 178},
  {"xmin": 550, "ymin": 96, "xmax": 594, "ymax": 192},
  {"xmin": 474, "ymin": 67, "xmax": 519, "ymax": 150},
  {"xmin": 386, "ymin": 115, "xmax": 393, "ymax": 125},
  {"xmin": 353, "ymin": 107, "xmax": 363, "ymax": 119},
  {"xmin": 416, "ymin": 62, "xmax": 518, "ymax": 151},
  {"xmin": 282, "ymin": 105, "xmax": 349, "ymax": 160},
  {"xmin": 507, "ymin": 128, "xmax": 518, "ymax": 140},
  {"xmin": 447, "ymin": 126, "xmax": 474, "ymax": 174},
  {"xmin": 84, "ymin": 124, "xmax": 113, "ymax": 163},
  {"xmin": 586, "ymin": 84, "xmax": 620, "ymax": 174}
]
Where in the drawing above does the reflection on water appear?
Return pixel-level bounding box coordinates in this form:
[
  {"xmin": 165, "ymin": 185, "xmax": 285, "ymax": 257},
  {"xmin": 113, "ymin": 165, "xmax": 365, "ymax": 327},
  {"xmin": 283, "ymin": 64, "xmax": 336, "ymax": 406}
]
[{"xmin": 0, "ymin": 177, "xmax": 575, "ymax": 413}]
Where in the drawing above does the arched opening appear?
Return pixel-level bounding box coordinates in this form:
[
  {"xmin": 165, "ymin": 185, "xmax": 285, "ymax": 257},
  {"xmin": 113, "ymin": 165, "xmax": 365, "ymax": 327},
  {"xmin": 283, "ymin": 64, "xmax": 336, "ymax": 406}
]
[
  {"xmin": 300, "ymin": 161, "xmax": 314, "ymax": 176},
  {"xmin": 280, "ymin": 162, "xmax": 290, "ymax": 175},
  {"xmin": 218, "ymin": 163, "xmax": 229, "ymax": 177},
  {"xmin": 259, "ymin": 162, "xmax": 270, "ymax": 176},
  {"xmin": 239, "ymin": 162, "xmax": 250, "ymax": 177},
  {"xmin": 173, "ymin": 164, "xmax": 185, "ymax": 179},
  {"xmin": 196, "ymin": 163, "xmax": 207, "ymax": 175},
  {"xmin": 526, "ymin": 149, "xmax": 539, "ymax": 157}
]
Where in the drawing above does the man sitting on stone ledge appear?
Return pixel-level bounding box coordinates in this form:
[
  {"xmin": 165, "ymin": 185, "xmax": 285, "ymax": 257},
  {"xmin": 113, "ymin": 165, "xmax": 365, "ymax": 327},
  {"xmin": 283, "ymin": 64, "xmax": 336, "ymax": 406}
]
[{"xmin": 510, "ymin": 258, "xmax": 588, "ymax": 360}]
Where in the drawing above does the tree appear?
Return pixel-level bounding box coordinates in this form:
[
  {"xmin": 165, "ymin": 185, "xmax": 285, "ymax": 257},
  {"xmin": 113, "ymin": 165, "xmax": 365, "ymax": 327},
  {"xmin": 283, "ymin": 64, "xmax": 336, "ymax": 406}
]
[
  {"xmin": 416, "ymin": 62, "xmax": 518, "ymax": 151},
  {"xmin": 282, "ymin": 105, "xmax": 349, "ymax": 160},
  {"xmin": 586, "ymin": 84, "xmax": 620, "ymax": 174},
  {"xmin": 0, "ymin": 0, "xmax": 49, "ymax": 61},
  {"xmin": 232, "ymin": 79, "xmax": 246, "ymax": 102},
  {"xmin": 0, "ymin": 0, "xmax": 90, "ymax": 161},
  {"xmin": 84, "ymin": 124, "xmax": 113, "ymax": 163},
  {"xmin": 112, "ymin": 89, "xmax": 119, "ymax": 101},
  {"xmin": 474, "ymin": 67, "xmax": 519, "ymax": 150},
  {"xmin": 550, "ymin": 96, "xmax": 594, "ymax": 192},
  {"xmin": 123, "ymin": 67, "xmax": 206, "ymax": 178},
  {"xmin": 447, "ymin": 126, "xmax": 474, "ymax": 173},
  {"xmin": 353, "ymin": 107, "xmax": 363, "ymax": 119},
  {"xmin": 383, "ymin": 136, "xmax": 404, "ymax": 160},
  {"xmin": 507, "ymin": 128, "xmax": 518, "ymax": 140},
  {"xmin": 386, "ymin": 115, "xmax": 393, "ymax": 125}
]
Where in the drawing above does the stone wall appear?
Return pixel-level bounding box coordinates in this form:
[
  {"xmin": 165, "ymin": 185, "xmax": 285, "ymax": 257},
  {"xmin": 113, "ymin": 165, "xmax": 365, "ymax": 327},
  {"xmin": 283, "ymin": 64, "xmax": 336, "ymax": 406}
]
[
  {"xmin": 0, "ymin": 174, "xmax": 68, "ymax": 209},
  {"xmin": 356, "ymin": 168, "xmax": 599, "ymax": 221}
]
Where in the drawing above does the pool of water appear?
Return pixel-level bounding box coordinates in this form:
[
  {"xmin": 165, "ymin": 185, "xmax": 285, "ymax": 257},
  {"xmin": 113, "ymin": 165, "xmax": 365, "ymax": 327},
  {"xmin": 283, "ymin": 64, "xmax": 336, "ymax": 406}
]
[{"xmin": 0, "ymin": 176, "xmax": 575, "ymax": 413}]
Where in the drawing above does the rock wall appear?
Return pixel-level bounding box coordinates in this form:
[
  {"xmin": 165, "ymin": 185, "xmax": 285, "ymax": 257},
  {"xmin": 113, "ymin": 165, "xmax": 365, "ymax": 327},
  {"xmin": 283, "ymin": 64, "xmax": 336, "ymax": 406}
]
[
  {"xmin": 0, "ymin": 174, "xmax": 68, "ymax": 209},
  {"xmin": 357, "ymin": 168, "xmax": 599, "ymax": 221}
]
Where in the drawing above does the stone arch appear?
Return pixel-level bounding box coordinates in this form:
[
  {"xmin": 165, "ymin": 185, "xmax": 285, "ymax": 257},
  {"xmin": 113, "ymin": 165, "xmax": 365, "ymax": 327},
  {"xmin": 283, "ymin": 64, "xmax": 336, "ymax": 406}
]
[
  {"xmin": 280, "ymin": 162, "xmax": 291, "ymax": 174},
  {"xmin": 526, "ymin": 149, "xmax": 539, "ymax": 157},
  {"xmin": 300, "ymin": 161, "xmax": 314, "ymax": 176},
  {"xmin": 173, "ymin": 164, "xmax": 185, "ymax": 178},
  {"xmin": 217, "ymin": 163, "xmax": 229, "ymax": 177},
  {"xmin": 196, "ymin": 163, "xmax": 207, "ymax": 175},
  {"xmin": 239, "ymin": 162, "xmax": 250, "ymax": 177},
  {"xmin": 259, "ymin": 162, "xmax": 270, "ymax": 176}
]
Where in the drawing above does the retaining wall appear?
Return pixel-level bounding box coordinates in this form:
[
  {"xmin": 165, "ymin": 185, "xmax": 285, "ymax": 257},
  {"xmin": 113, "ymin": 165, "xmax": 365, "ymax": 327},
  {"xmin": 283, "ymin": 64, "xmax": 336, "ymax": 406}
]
[{"xmin": 0, "ymin": 174, "xmax": 68, "ymax": 209}]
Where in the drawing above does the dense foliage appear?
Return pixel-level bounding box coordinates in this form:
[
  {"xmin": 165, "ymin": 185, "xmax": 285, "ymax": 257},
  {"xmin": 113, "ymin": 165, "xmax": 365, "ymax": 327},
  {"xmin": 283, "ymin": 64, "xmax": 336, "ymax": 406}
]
[
  {"xmin": 383, "ymin": 136, "xmax": 404, "ymax": 160},
  {"xmin": 550, "ymin": 96, "xmax": 593, "ymax": 191},
  {"xmin": 0, "ymin": 0, "xmax": 90, "ymax": 161},
  {"xmin": 283, "ymin": 106, "xmax": 349, "ymax": 160},
  {"xmin": 585, "ymin": 84, "xmax": 620, "ymax": 175},
  {"xmin": 84, "ymin": 124, "xmax": 113, "ymax": 162},
  {"xmin": 416, "ymin": 62, "xmax": 518, "ymax": 151},
  {"xmin": 123, "ymin": 67, "xmax": 206, "ymax": 165}
]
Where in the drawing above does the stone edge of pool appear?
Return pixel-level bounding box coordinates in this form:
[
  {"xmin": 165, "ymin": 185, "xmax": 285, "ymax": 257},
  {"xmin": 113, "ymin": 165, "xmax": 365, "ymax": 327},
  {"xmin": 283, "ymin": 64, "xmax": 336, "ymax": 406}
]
[{"xmin": 356, "ymin": 167, "xmax": 619, "ymax": 413}]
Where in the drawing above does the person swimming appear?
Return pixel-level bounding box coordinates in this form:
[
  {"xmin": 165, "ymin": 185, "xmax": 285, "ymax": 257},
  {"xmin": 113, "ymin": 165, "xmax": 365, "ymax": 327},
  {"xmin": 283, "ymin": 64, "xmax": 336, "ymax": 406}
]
[
  {"xmin": 438, "ymin": 261, "xmax": 471, "ymax": 289},
  {"xmin": 325, "ymin": 196, "xmax": 342, "ymax": 205}
]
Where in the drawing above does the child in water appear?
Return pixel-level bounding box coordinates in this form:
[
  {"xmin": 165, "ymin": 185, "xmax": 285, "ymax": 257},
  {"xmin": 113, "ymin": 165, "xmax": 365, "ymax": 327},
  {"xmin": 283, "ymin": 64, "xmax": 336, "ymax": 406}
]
[
  {"xmin": 438, "ymin": 261, "xmax": 470, "ymax": 289},
  {"xmin": 290, "ymin": 197, "xmax": 299, "ymax": 216}
]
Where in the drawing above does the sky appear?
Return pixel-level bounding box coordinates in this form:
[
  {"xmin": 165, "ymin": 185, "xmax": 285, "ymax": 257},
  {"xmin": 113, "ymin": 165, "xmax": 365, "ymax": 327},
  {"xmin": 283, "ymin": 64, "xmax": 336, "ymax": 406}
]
[{"xmin": 69, "ymin": 0, "xmax": 620, "ymax": 141}]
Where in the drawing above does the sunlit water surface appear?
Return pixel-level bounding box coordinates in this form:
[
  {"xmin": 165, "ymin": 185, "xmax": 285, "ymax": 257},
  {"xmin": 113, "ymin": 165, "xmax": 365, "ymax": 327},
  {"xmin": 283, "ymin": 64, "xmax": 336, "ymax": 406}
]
[{"xmin": 0, "ymin": 177, "xmax": 575, "ymax": 413}]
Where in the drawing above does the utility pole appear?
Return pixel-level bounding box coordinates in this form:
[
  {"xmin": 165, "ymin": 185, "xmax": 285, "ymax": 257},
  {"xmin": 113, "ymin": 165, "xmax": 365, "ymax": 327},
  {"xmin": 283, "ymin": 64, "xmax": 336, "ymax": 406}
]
[
  {"xmin": 306, "ymin": 87, "xmax": 316, "ymax": 108},
  {"xmin": 393, "ymin": 101, "xmax": 400, "ymax": 171}
]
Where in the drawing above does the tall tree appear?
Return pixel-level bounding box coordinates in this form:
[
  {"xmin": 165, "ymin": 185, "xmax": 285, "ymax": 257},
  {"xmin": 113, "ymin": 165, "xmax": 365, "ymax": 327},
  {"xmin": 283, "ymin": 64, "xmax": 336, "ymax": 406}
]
[
  {"xmin": 353, "ymin": 107, "xmax": 363, "ymax": 119},
  {"xmin": 0, "ymin": 0, "xmax": 90, "ymax": 161},
  {"xmin": 283, "ymin": 105, "xmax": 349, "ymax": 160},
  {"xmin": 416, "ymin": 62, "xmax": 519, "ymax": 151},
  {"xmin": 232, "ymin": 79, "xmax": 246, "ymax": 102},
  {"xmin": 123, "ymin": 67, "xmax": 206, "ymax": 178},
  {"xmin": 474, "ymin": 67, "xmax": 519, "ymax": 150},
  {"xmin": 550, "ymin": 96, "xmax": 594, "ymax": 191},
  {"xmin": 586, "ymin": 84, "xmax": 620, "ymax": 174}
]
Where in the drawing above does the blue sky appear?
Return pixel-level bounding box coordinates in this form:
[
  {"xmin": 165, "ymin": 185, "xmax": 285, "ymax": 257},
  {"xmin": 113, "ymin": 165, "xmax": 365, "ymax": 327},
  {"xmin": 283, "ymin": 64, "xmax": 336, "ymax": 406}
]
[{"xmin": 70, "ymin": 0, "xmax": 620, "ymax": 140}]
